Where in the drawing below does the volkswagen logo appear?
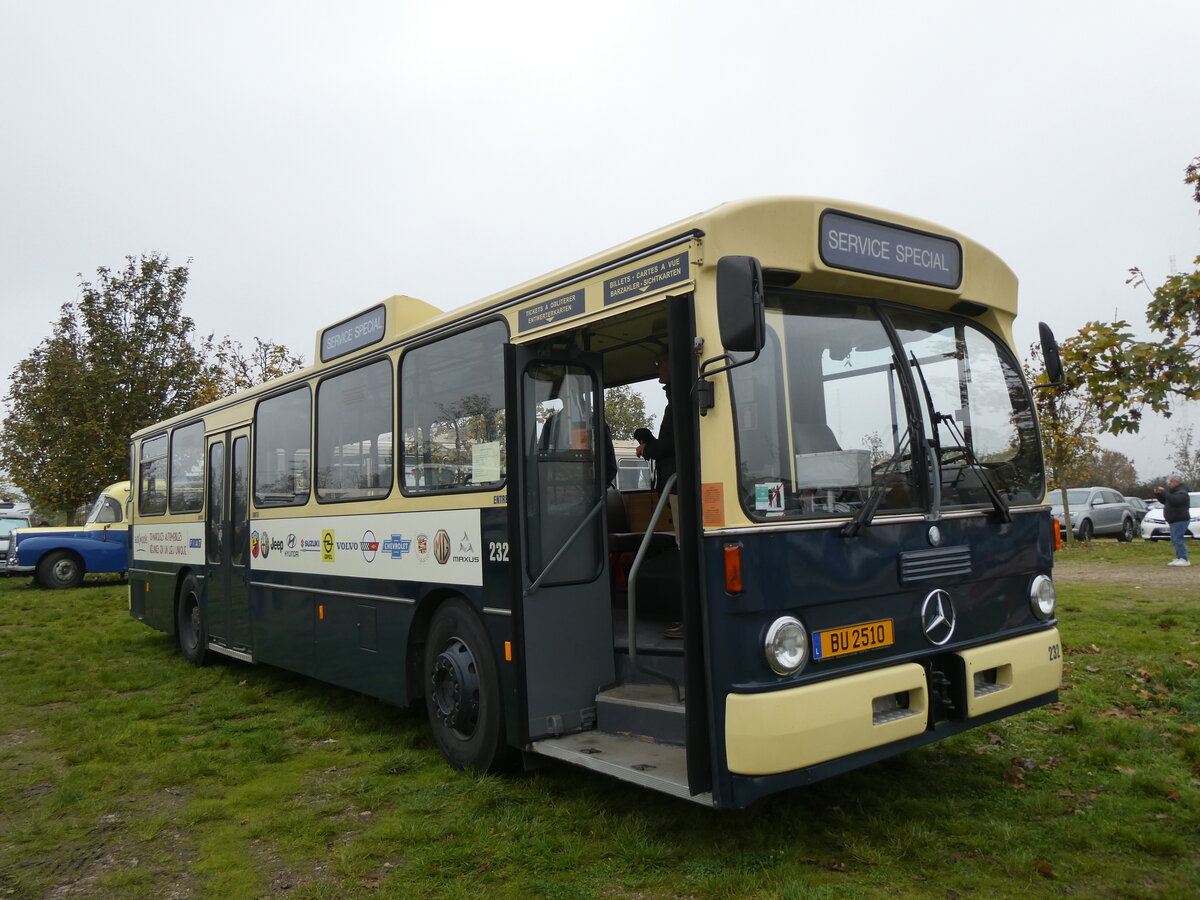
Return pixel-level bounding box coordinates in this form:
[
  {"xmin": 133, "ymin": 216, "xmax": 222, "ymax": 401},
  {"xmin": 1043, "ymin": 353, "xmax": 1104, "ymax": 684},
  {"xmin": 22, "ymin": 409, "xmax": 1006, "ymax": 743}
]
[{"xmin": 921, "ymin": 589, "xmax": 956, "ymax": 646}]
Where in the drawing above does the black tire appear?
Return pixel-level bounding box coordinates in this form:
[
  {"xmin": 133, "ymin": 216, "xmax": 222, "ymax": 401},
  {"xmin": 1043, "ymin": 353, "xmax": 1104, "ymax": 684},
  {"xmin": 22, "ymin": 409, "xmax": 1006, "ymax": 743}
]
[
  {"xmin": 36, "ymin": 550, "xmax": 84, "ymax": 590},
  {"xmin": 1077, "ymin": 519, "xmax": 1094, "ymax": 542},
  {"xmin": 176, "ymin": 574, "xmax": 209, "ymax": 666},
  {"xmin": 423, "ymin": 598, "xmax": 514, "ymax": 773},
  {"xmin": 1117, "ymin": 517, "xmax": 1135, "ymax": 543}
]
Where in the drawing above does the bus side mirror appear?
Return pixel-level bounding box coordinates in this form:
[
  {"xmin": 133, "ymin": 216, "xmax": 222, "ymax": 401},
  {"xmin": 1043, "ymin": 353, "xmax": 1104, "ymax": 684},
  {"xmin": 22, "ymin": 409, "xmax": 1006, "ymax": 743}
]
[
  {"xmin": 717, "ymin": 256, "xmax": 765, "ymax": 354},
  {"xmin": 1039, "ymin": 322, "xmax": 1064, "ymax": 386}
]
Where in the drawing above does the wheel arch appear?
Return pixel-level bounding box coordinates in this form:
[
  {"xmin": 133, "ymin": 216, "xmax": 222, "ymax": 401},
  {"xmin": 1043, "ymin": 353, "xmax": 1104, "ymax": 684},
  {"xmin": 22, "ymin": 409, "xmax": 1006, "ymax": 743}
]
[{"xmin": 405, "ymin": 586, "xmax": 473, "ymax": 705}]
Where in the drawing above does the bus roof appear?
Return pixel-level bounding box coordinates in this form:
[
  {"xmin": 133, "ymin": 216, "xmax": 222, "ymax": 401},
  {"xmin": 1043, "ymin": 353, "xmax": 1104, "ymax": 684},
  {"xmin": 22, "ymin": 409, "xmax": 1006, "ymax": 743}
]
[{"xmin": 132, "ymin": 196, "xmax": 1016, "ymax": 439}]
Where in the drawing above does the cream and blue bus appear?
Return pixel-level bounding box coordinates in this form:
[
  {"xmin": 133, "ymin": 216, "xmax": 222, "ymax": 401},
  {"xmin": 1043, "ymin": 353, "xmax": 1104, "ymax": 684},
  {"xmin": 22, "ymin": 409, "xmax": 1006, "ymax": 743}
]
[{"xmin": 128, "ymin": 197, "xmax": 1063, "ymax": 808}]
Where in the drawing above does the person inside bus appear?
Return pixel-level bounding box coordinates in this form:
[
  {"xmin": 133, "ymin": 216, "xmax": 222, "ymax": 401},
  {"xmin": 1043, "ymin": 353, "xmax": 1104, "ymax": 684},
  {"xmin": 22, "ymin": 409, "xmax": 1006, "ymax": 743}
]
[{"xmin": 634, "ymin": 347, "xmax": 682, "ymax": 638}]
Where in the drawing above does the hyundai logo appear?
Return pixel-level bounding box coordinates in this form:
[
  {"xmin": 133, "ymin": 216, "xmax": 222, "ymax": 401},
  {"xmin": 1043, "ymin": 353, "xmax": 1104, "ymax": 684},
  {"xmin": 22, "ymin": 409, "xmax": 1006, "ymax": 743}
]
[{"xmin": 921, "ymin": 589, "xmax": 956, "ymax": 646}]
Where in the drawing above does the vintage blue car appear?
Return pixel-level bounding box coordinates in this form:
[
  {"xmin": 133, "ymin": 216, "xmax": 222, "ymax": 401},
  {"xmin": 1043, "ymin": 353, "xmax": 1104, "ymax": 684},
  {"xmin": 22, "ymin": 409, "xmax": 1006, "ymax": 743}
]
[{"xmin": 6, "ymin": 481, "xmax": 130, "ymax": 589}]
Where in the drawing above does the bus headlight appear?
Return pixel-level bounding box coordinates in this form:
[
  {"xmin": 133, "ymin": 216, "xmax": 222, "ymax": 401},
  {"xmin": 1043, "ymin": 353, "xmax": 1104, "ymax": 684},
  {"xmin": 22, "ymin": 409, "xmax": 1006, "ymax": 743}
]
[
  {"xmin": 1029, "ymin": 574, "xmax": 1056, "ymax": 619},
  {"xmin": 765, "ymin": 616, "xmax": 808, "ymax": 675}
]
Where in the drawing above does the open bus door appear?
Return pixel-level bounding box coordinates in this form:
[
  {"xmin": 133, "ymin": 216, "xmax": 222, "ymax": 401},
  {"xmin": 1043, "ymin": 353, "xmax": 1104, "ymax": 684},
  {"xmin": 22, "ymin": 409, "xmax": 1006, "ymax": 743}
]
[{"xmin": 506, "ymin": 346, "xmax": 615, "ymax": 740}]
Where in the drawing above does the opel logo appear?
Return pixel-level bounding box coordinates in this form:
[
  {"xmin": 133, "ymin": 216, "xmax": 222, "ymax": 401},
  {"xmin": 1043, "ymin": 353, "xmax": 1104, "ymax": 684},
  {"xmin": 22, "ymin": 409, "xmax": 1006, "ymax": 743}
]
[{"xmin": 921, "ymin": 589, "xmax": 956, "ymax": 646}]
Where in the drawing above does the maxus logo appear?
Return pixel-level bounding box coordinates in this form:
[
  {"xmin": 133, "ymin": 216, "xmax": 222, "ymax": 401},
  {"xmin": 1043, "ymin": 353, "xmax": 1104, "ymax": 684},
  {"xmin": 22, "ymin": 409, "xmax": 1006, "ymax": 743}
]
[
  {"xmin": 433, "ymin": 529, "xmax": 451, "ymax": 565},
  {"xmin": 361, "ymin": 530, "xmax": 380, "ymax": 563},
  {"xmin": 452, "ymin": 531, "xmax": 480, "ymax": 565}
]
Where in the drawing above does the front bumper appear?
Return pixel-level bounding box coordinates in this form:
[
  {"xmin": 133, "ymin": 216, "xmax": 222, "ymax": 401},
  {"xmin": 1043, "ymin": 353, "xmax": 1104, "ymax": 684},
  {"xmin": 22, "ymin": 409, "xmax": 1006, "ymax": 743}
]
[{"xmin": 724, "ymin": 628, "xmax": 1062, "ymax": 776}]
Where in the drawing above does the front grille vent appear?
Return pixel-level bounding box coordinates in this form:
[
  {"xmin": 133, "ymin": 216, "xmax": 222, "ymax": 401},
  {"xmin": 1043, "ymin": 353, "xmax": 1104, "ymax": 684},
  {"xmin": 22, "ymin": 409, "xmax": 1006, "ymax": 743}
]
[{"xmin": 898, "ymin": 545, "xmax": 972, "ymax": 584}]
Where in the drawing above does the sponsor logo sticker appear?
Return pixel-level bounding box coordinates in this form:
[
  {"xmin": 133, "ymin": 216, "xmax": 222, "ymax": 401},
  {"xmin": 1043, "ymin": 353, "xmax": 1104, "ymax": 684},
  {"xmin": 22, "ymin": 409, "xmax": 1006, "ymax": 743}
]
[{"xmin": 434, "ymin": 529, "xmax": 451, "ymax": 565}]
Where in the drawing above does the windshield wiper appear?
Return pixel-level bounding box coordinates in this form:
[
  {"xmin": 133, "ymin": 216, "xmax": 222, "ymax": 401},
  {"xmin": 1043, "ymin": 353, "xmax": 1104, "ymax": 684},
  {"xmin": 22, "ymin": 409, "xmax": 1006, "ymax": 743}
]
[
  {"xmin": 908, "ymin": 352, "xmax": 1011, "ymax": 524},
  {"xmin": 841, "ymin": 427, "xmax": 913, "ymax": 538}
]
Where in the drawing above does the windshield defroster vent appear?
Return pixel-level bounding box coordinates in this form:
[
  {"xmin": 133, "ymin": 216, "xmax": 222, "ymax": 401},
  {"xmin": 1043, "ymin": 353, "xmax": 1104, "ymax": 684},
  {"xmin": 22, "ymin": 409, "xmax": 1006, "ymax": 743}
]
[{"xmin": 899, "ymin": 546, "xmax": 972, "ymax": 584}]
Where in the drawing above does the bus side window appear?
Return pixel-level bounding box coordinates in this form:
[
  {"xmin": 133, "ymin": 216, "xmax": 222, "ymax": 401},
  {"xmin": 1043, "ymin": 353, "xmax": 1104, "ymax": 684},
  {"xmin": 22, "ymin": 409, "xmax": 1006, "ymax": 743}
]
[
  {"xmin": 138, "ymin": 434, "xmax": 168, "ymax": 516},
  {"xmin": 400, "ymin": 321, "xmax": 507, "ymax": 495},
  {"xmin": 254, "ymin": 387, "xmax": 312, "ymax": 507}
]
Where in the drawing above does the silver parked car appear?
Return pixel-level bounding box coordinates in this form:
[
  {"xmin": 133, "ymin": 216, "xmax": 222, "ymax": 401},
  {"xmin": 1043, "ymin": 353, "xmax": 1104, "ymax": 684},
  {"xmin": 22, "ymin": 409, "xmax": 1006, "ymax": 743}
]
[{"xmin": 1048, "ymin": 486, "xmax": 1138, "ymax": 542}]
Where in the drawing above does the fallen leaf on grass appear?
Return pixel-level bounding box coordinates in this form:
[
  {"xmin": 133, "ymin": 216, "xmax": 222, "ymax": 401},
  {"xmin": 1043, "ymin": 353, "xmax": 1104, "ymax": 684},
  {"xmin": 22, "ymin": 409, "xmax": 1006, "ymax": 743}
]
[
  {"xmin": 1004, "ymin": 767, "xmax": 1026, "ymax": 787},
  {"xmin": 1036, "ymin": 860, "xmax": 1056, "ymax": 879},
  {"xmin": 1085, "ymin": 665, "xmax": 1101, "ymax": 673}
]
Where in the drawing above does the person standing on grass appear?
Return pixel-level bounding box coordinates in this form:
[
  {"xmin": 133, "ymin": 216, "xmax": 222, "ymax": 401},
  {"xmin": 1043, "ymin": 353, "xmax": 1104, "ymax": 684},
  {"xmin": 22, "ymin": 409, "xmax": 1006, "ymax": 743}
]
[{"xmin": 1154, "ymin": 475, "xmax": 1191, "ymax": 567}]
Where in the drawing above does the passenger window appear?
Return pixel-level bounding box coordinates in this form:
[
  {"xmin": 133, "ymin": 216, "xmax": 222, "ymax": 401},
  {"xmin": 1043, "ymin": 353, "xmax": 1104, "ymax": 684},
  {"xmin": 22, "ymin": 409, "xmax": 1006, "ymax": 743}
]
[
  {"xmin": 138, "ymin": 434, "xmax": 168, "ymax": 516},
  {"xmin": 169, "ymin": 421, "xmax": 205, "ymax": 513},
  {"xmin": 254, "ymin": 387, "xmax": 312, "ymax": 507},
  {"xmin": 400, "ymin": 322, "xmax": 507, "ymax": 494},
  {"xmin": 316, "ymin": 359, "xmax": 393, "ymax": 502}
]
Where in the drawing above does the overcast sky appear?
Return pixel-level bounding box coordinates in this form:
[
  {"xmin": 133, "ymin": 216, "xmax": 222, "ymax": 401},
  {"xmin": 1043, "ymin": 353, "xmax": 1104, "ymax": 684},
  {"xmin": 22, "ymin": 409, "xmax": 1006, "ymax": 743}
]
[{"xmin": 2, "ymin": 0, "xmax": 1197, "ymax": 480}]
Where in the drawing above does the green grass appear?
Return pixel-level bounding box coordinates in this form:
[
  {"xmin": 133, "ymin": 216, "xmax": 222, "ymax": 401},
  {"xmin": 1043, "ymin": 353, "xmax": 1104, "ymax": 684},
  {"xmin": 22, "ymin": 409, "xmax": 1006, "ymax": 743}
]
[{"xmin": 1, "ymin": 555, "xmax": 1197, "ymax": 899}]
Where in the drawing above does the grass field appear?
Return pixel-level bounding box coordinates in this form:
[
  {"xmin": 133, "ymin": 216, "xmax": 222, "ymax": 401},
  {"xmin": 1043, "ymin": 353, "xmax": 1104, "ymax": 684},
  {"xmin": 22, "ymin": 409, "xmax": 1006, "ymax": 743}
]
[{"xmin": 1, "ymin": 542, "xmax": 1197, "ymax": 899}]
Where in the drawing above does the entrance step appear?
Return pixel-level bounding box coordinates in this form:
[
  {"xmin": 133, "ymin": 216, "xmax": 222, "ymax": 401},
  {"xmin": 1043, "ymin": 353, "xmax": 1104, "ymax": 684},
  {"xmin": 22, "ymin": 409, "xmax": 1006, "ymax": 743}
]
[
  {"xmin": 596, "ymin": 683, "xmax": 686, "ymax": 745},
  {"xmin": 531, "ymin": 730, "xmax": 712, "ymax": 806}
]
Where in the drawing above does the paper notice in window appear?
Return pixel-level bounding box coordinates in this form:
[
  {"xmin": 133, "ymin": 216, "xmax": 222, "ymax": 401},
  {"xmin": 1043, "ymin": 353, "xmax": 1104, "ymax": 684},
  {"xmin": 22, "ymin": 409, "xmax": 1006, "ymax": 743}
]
[
  {"xmin": 702, "ymin": 482, "xmax": 725, "ymax": 528},
  {"xmin": 472, "ymin": 441, "xmax": 501, "ymax": 483}
]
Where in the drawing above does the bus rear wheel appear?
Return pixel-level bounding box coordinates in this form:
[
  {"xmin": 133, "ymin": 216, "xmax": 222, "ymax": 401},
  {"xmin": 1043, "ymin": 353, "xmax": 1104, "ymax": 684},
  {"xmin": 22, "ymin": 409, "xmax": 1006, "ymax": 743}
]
[
  {"xmin": 176, "ymin": 574, "xmax": 209, "ymax": 666},
  {"xmin": 423, "ymin": 599, "xmax": 514, "ymax": 773}
]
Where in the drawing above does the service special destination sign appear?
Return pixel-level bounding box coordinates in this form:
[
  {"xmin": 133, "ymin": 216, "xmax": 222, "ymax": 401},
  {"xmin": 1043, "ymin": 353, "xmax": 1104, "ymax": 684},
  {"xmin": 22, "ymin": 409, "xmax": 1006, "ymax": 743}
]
[
  {"xmin": 249, "ymin": 508, "xmax": 483, "ymax": 587},
  {"xmin": 321, "ymin": 304, "xmax": 387, "ymax": 362},
  {"xmin": 820, "ymin": 211, "xmax": 962, "ymax": 289},
  {"xmin": 604, "ymin": 251, "xmax": 690, "ymax": 305}
]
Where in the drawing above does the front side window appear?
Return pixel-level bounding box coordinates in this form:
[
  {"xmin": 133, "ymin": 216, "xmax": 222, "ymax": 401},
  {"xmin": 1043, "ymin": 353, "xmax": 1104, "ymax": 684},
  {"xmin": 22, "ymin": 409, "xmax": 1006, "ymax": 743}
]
[
  {"xmin": 169, "ymin": 421, "xmax": 205, "ymax": 513},
  {"xmin": 400, "ymin": 322, "xmax": 507, "ymax": 494},
  {"xmin": 317, "ymin": 359, "xmax": 393, "ymax": 502},
  {"xmin": 86, "ymin": 494, "xmax": 123, "ymax": 524},
  {"xmin": 889, "ymin": 309, "xmax": 1042, "ymax": 509},
  {"xmin": 254, "ymin": 387, "xmax": 312, "ymax": 507},
  {"xmin": 138, "ymin": 434, "xmax": 168, "ymax": 516},
  {"xmin": 730, "ymin": 293, "xmax": 1043, "ymax": 521}
]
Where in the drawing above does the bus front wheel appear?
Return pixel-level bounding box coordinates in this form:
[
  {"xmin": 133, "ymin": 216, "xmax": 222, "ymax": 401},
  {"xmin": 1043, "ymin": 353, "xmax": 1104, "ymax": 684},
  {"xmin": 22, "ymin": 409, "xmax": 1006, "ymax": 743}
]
[
  {"xmin": 176, "ymin": 574, "xmax": 209, "ymax": 666},
  {"xmin": 423, "ymin": 599, "xmax": 514, "ymax": 773}
]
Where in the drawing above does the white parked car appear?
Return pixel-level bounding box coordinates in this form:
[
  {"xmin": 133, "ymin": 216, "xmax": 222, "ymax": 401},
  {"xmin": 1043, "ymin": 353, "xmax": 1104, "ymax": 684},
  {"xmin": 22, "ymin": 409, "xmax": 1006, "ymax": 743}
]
[{"xmin": 1140, "ymin": 491, "xmax": 1200, "ymax": 541}]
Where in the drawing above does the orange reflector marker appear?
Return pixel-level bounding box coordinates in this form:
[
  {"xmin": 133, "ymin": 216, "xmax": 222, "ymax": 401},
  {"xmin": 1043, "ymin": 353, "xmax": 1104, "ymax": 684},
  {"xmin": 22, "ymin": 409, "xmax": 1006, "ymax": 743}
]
[
  {"xmin": 724, "ymin": 542, "xmax": 744, "ymax": 594},
  {"xmin": 318, "ymin": 604, "xmax": 325, "ymax": 620},
  {"xmin": 504, "ymin": 641, "xmax": 512, "ymax": 662},
  {"xmin": 1051, "ymin": 517, "xmax": 1062, "ymax": 552}
]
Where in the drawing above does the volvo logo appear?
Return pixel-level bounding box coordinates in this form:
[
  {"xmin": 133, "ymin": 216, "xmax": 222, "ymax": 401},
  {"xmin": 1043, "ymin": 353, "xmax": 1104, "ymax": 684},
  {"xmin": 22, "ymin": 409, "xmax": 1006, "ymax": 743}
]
[{"xmin": 921, "ymin": 589, "xmax": 956, "ymax": 646}]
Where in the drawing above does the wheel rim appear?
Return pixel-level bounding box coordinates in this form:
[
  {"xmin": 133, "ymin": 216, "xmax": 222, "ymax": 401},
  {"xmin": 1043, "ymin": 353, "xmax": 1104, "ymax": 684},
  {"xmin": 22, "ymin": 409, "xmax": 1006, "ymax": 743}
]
[
  {"xmin": 431, "ymin": 637, "xmax": 480, "ymax": 737},
  {"xmin": 182, "ymin": 596, "xmax": 200, "ymax": 650},
  {"xmin": 53, "ymin": 558, "xmax": 78, "ymax": 584}
]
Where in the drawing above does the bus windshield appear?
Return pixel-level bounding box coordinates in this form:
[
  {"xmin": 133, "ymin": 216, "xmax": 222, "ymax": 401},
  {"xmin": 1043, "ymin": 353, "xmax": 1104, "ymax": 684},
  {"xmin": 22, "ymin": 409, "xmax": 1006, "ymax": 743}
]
[{"xmin": 731, "ymin": 293, "xmax": 1043, "ymax": 522}]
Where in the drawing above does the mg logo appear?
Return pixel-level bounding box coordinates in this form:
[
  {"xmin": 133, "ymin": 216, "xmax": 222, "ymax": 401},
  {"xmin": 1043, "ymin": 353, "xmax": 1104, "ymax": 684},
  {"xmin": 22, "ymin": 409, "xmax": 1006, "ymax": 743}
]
[{"xmin": 433, "ymin": 529, "xmax": 451, "ymax": 565}]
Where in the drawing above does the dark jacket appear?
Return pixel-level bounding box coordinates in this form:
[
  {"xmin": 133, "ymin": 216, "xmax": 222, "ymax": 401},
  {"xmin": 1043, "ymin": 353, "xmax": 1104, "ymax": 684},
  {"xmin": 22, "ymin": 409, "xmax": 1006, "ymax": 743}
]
[
  {"xmin": 638, "ymin": 385, "xmax": 675, "ymax": 493},
  {"xmin": 1157, "ymin": 483, "xmax": 1191, "ymax": 524}
]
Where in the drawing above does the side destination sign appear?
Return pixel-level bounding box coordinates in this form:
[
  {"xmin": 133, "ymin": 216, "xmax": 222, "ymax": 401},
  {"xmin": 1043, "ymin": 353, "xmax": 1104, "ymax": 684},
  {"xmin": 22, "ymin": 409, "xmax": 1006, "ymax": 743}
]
[
  {"xmin": 605, "ymin": 251, "xmax": 690, "ymax": 305},
  {"xmin": 321, "ymin": 305, "xmax": 386, "ymax": 362},
  {"xmin": 519, "ymin": 289, "xmax": 585, "ymax": 333},
  {"xmin": 820, "ymin": 211, "xmax": 962, "ymax": 289}
]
